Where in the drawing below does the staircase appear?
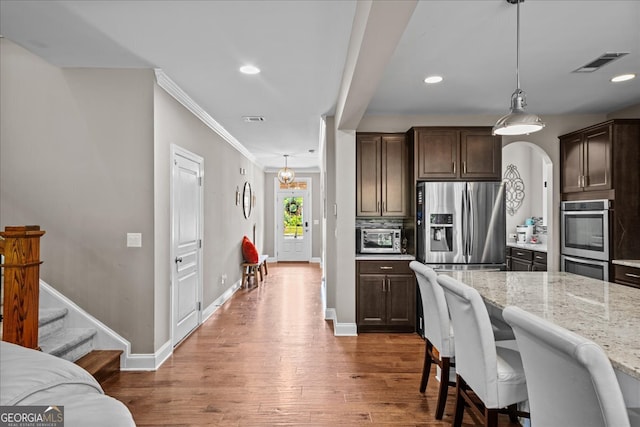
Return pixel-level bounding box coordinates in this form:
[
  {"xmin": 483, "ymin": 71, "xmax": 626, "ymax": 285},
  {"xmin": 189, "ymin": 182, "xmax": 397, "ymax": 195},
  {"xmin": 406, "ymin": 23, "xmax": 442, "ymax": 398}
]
[{"xmin": 1, "ymin": 227, "xmax": 122, "ymax": 386}]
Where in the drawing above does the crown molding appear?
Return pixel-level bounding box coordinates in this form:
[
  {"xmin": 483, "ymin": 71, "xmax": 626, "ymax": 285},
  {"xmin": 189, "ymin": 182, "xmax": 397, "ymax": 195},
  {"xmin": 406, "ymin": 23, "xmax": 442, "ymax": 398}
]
[{"xmin": 154, "ymin": 69, "xmax": 262, "ymax": 169}]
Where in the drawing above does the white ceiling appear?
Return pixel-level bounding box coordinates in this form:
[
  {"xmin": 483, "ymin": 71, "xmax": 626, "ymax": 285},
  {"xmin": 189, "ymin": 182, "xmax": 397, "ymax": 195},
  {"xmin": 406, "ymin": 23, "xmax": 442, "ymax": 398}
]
[{"xmin": 1, "ymin": 0, "xmax": 639, "ymax": 170}]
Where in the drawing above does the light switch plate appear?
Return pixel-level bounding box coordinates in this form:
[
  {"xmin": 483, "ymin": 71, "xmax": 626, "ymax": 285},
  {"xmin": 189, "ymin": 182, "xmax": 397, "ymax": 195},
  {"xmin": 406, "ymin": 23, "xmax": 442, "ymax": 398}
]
[{"xmin": 127, "ymin": 233, "xmax": 142, "ymax": 247}]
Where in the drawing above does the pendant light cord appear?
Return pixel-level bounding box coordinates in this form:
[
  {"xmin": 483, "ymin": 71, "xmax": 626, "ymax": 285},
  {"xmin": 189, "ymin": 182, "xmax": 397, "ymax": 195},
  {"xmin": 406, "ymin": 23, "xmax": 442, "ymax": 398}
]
[{"xmin": 516, "ymin": 0, "xmax": 521, "ymax": 90}]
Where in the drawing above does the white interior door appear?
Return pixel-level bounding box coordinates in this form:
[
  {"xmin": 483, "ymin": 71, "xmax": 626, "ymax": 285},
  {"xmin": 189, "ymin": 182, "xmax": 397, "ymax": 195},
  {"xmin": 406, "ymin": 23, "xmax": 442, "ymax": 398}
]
[
  {"xmin": 276, "ymin": 181, "xmax": 311, "ymax": 261},
  {"xmin": 171, "ymin": 146, "xmax": 203, "ymax": 346}
]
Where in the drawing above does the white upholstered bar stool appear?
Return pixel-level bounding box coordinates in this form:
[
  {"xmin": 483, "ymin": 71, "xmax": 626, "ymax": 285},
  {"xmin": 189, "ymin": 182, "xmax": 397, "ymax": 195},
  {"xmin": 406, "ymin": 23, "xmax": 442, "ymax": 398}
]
[
  {"xmin": 503, "ymin": 306, "xmax": 640, "ymax": 427},
  {"xmin": 437, "ymin": 275, "xmax": 529, "ymax": 427},
  {"xmin": 410, "ymin": 262, "xmax": 517, "ymax": 420}
]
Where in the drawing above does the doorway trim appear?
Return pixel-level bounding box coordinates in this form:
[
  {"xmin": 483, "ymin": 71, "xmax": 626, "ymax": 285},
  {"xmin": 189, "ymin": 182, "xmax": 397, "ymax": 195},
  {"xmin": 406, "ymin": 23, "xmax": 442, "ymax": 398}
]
[
  {"xmin": 273, "ymin": 177, "xmax": 312, "ymax": 261},
  {"xmin": 170, "ymin": 144, "xmax": 204, "ymax": 347}
]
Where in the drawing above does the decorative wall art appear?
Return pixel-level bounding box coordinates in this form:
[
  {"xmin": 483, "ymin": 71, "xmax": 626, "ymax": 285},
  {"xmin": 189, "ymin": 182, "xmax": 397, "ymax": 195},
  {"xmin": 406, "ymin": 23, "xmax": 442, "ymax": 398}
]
[
  {"xmin": 503, "ymin": 164, "xmax": 525, "ymax": 216},
  {"xmin": 242, "ymin": 181, "xmax": 252, "ymax": 219}
]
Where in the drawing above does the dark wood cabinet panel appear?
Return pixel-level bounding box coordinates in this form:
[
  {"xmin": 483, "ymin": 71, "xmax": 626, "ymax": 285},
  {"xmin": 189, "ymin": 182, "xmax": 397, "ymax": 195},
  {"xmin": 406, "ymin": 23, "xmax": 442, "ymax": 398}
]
[
  {"xmin": 583, "ymin": 126, "xmax": 612, "ymax": 192},
  {"xmin": 511, "ymin": 258, "xmax": 532, "ymax": 271},
  {"xmin": 381, "ymin": 135, "xmax": 409, "ymax": 216},
  {"xmin": 357, "ymin": 274, "xmax": 386, "ymax": 326},
  {"xmin": 460, "ymin": 130, "xmax": 502, "ymax": 180},
  {"xmin": 356, "ymin": 260, "xmax": 415, "ymax": 332},
  {"xmin": 614, "ymin": 264, "xmax": 640, "ymax": 289},
  {"xmin": 506, "ymin": 247, "xmax": 547, "ymax": 272},
  {"xmin": 356, "ymin": 134, "xmax": 408, "ymax": 217},
  {"xmin": 415, "ymin": 129, "xmax": 458, "ymax": 179},
  {"xmin": 561, "ymin": 134, "xmax": 584, "ymax": 193},
  {"xmin": 410, "ymin": 127, "xmax": 501, "ymax": 181},
  {"xmin": 356, "ymin": 135, "xmax": 382, "ymax": 216}
]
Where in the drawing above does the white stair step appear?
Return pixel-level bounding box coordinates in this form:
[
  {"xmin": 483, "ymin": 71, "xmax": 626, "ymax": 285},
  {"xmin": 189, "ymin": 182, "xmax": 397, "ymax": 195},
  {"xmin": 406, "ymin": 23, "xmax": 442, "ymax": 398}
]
[
  {"xmin": 38, "ymin": 307, "xmax": 68, "ymax": 340},
  {"xmin": 39, "ymin": 328, "xmax": 97, "ymax": 362}
]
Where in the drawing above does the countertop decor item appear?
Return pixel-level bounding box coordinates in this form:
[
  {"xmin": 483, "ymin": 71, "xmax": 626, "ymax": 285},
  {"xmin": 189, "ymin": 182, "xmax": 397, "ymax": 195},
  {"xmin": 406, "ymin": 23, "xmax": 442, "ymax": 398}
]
[
  {"xmin": 503, "ymin": 164, "xmax": 525, "ymax": 216},
  {"xmin": 492, "ymin": 0, "xmax": 545, "ymax": 136}
]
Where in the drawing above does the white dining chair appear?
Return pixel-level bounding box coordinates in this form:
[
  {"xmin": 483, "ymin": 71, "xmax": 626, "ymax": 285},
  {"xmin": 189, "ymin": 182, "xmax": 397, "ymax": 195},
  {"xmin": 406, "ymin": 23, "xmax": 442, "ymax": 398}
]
[
  {"xmin": 503, "ymin": 305, "xmax": 640, "ymax": 427},
  {"xmin": 437, "ymin": 275, "xmax": 529, "ymax": 427},
  {"xmin": 410, "ymin": 262, "xmax": 518, "ymax": 421}
]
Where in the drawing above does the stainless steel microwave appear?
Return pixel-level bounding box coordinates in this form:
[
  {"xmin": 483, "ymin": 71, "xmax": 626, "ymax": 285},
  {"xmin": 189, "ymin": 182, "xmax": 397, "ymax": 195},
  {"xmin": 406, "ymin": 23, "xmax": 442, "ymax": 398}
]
[{"xmin": 357, "ymin": 228, "xmax": 402, "ymax": 254}]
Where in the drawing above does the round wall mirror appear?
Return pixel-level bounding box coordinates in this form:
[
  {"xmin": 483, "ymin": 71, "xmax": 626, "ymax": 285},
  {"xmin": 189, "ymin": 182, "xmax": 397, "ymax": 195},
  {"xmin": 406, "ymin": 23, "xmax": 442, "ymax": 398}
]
[{"xmin": 242, "ymin": 181, "xmax": 252, "ymax": 219}]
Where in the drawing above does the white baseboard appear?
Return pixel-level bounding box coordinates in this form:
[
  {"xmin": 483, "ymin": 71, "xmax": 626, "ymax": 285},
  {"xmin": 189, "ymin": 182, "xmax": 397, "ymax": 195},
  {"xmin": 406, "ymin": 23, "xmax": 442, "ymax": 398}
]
[
  {"xmin": 324, "ymin": 308, "xmax": 357, "ymax": 336},
  {"xmin": 40, "ymin": 277, "xmax": 246, "ymax": 371},
  {"xmin": 202, "ymin": 279, "xmax": 242, "ymax": 323},
  {"xmin": 310, "ymin": 257, "xmax": 321, "ymax": 263}
]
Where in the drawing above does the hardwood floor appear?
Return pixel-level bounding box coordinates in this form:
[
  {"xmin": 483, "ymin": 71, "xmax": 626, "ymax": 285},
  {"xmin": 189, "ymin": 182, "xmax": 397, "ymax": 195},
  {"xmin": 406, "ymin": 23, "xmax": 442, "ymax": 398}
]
[{"xmin": 103, "ymin": 263, "xmax": 518, "ymax": 426}]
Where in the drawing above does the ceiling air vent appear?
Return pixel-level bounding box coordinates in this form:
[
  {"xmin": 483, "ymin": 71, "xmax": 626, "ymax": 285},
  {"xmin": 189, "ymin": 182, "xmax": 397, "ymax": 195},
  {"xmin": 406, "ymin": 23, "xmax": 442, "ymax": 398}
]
[
  {"xmin": 573, "ymin": 52, "xmax": 628, "ymax": 73},
  {"xmin": 242, "ymin": 116, "xmax": 265, "ymax": 123}
]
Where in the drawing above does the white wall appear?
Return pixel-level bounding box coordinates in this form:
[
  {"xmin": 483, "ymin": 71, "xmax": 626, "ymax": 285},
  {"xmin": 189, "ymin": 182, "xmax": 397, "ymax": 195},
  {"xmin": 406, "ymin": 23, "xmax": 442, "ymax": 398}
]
[{"xmin": 0, "ymin": 39, "xmax": 156, "ymax": 352}]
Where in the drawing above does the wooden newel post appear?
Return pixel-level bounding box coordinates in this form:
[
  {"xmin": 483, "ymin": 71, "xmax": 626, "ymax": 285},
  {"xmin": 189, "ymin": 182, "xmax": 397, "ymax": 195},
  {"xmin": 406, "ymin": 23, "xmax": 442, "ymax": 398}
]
[{"xmin": 1, "ymin": 225, "xmax": 45, "ymax": 349}]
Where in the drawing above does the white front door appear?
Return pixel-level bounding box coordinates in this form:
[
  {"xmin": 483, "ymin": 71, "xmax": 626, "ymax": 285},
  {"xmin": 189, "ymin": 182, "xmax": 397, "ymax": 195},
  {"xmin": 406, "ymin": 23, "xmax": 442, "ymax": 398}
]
[
  {"xmin": 276, "ymin": 179, "xmax": 311, "ymax": 261},
  {"xmin": 171, "ymin": 146, "xmax": 203, "ymax": 346}
]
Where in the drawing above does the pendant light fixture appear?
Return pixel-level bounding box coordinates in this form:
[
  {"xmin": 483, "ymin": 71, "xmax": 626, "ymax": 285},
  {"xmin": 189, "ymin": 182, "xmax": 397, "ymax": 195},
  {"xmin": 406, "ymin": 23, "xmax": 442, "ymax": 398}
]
[
  {"xmin": 277, "ymin": 154, "xmax": 295, "ymax": 185},
  {"xmin": 493, "ymin": 0, "xmax": 545, "ymax": 136}
]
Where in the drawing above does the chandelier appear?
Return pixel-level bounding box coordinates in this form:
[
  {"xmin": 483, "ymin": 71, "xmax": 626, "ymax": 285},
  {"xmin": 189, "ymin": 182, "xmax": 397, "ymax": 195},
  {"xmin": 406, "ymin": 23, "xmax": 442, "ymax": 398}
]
[{"xmin": 277, "ymin": 154, "xmax": 295, "ymax": 185}]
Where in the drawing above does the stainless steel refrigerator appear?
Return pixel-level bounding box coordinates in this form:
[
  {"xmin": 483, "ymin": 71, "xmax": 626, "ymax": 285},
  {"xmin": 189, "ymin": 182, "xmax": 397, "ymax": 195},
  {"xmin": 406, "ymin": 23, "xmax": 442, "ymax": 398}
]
[{"xmin": 416, "ymin": 181, "xmax": 506, "ymax": 270}]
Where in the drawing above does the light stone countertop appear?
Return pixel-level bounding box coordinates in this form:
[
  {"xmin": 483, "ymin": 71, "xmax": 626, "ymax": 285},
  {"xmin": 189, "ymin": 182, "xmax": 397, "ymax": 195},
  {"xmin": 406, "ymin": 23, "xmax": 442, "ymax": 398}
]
[
  {"xmin": 612, "ymin": 259, "xmax": 640, "ymax": 269},
  {"xmin": 507, "ymin": 241, "xmax": 548, "ymax": 253},
  {"xmin": 440, "ymin": 271, "xmax": 640, "ymax": 380}
]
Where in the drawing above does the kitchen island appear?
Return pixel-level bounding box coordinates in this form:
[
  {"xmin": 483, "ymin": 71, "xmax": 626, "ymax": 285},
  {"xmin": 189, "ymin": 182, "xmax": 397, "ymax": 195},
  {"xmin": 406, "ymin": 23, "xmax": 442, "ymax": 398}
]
[{"xmin": 440, "ymin": 271, "xmax": 640, "ymax": 389}]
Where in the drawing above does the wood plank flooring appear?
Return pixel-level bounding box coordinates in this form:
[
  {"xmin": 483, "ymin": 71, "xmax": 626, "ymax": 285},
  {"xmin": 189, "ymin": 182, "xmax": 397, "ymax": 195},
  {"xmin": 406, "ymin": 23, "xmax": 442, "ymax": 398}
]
[{"xmin": 103, "ymin": 263, "xmax": 518, "ymax": 426}]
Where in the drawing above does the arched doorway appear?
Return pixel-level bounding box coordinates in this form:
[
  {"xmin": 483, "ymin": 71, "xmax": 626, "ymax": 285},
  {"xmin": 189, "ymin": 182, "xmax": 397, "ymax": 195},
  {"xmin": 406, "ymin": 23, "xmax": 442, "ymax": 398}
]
[{"xmin": 502, "ymin": 141, "xmax": 554, "ymax": 266}]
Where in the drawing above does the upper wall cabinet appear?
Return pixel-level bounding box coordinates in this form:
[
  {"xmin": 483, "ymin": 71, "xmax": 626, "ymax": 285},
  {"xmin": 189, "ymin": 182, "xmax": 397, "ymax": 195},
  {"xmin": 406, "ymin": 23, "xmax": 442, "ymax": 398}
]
[
  {"xmin": 356, "ymin": 133, "xmax": 409, "ymax": 217},
  {"xmin": 409, "ymin": 127, "xmax": 502, "ymax": 181},
  {"xmin": 560, "ymin": 119, "xmax": 640, "ymax": 199}
]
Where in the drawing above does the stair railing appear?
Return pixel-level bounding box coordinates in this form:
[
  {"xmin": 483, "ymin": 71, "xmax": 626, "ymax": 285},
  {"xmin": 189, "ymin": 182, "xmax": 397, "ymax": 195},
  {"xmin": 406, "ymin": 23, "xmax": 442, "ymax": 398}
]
[{"xmin": 0, "ymin": 226, "xmax": 45, "ymax": 349}]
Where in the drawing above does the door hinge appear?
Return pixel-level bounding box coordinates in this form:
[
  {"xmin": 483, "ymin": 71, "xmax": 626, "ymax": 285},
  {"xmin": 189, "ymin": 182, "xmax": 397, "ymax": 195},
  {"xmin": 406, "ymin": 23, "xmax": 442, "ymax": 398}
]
[
  {"xmin": 198, "ymin": 177, "xmax": 203, "ymax": 186},
  {"xmin": 197, "ymin": 301, "xmax": 202, "ymax": 311},
  {"xmin": 198, "ymin": 239, "xmax": 202, "ymax": 249}
]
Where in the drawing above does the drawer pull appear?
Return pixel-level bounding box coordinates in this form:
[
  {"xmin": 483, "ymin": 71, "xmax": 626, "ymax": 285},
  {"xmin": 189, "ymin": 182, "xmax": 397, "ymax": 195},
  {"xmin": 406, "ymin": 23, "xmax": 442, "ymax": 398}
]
[
  {"xmin": 516, "ymin": 252, "xmax": 524, "ymax": 256},
  {"xmin": 379, "ymin": 266, "xmax": 393, "ymax": 270},
  {"xmin": 625, "ymin": 273, "xmax": 640, "ymax": 279},
  {"xmin": 535, "ymin": 256, "xmax": 544, "ymax": 259}
]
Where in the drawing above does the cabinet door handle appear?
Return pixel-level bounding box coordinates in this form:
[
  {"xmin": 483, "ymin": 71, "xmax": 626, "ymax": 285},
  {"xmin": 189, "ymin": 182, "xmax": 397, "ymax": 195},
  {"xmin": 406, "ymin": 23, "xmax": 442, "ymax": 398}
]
[
  {"xmin": 382, "ymin": 201, "xmax": 385, "ymax": 212},
  {"xmin": 625, "ymin": 273, "xmax": 640, "ymax": 279},
  {"xmin": 377, "ymin": 201, "xmax": 380, "ymax": 212},
  {"xmin": 583, "ymin": 175, "xmax": 588, "ymax": 187},
  {"xmin": 379, "ymin": 266, "xmax": 393, "ymax": 270},
  {"xmin": 453, "ymin": 162, "xmax": 456, "ymax": 174},
  {"xmin": 463, "ymin": 161, "xmax": 467, "ymax": 174}
]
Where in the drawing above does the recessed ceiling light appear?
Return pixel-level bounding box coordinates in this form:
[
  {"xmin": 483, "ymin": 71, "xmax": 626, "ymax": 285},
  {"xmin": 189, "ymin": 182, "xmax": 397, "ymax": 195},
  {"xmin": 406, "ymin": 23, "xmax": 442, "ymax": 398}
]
[
  {"xmin": 611, "ymin": 73, "xmax": 636, "ymax": 83},
  {"xmin": 239, "ymin": 65, "xmax": 260, "ymax": 75},
  {"xmin": 424, "ymin": 75, "xmax": 443, "ymax": 84}
]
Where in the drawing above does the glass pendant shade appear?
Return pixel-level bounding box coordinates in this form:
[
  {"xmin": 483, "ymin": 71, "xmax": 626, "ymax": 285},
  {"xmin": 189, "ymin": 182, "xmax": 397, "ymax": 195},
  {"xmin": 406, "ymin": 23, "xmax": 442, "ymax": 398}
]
[{"xmin": 277, "ymin": 155, "xmax": 295, "ymax": 185}]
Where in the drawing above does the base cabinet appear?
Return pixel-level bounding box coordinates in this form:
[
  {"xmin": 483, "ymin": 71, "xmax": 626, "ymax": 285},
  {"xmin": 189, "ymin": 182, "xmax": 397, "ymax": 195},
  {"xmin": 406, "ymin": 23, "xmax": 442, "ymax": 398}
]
[
  {"xmin": 506, "ymin": 247, "xmax": 547, "ymax": 272},
  {"xmin": 614, "ymin": 264, "xmax": 640, "ymax": 289},
  {"xmin": 357, "ymin": 260, "xmax": 415, "ymax": 332}
]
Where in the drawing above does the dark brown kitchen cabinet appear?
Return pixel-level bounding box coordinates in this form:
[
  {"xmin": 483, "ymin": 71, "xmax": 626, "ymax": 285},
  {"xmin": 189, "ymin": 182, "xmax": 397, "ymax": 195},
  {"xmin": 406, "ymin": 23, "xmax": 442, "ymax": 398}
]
[
  {"xmin": 357, "ymin": 260, "xmax": 415, "ymax": 332},
  {"xmin": 614, "ymin": 264, "xmax": 640, "ymax": 289},
  {"xmin": 356, "ymin": 133, "xmax": 409, "ymax": 217},
  {"xmin": 560, "ymin": 119, "xmax": 640, "ymax": 261},
  {"xmin": 561, "ymin": 124, "xmax": 612, "ymax": 194},
  {"xmin": 506, "ymin": 247, "xmax": 547, "ymax": 271},
  {"xmin": 409, "ymin": 127, "xmax": 501, "ymax": 181}
]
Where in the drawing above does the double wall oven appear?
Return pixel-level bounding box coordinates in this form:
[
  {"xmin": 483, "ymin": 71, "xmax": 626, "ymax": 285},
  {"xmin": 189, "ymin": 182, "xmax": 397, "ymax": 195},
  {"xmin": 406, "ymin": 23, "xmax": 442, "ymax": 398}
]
[{"xmin": 561, "ymin": 199, "xmax": 610, "ymax": 281}]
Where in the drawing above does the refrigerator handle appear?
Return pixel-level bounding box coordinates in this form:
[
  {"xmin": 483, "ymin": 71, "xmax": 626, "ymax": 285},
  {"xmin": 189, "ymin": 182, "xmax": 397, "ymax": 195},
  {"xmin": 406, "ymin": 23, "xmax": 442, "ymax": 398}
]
[
  {"xmin": 462, "ymin": 187, "xmax": 467, "ymax": 257},
  {"xmin": 467, "ymin": 186, "xmax": 474, "ymax": 257}
]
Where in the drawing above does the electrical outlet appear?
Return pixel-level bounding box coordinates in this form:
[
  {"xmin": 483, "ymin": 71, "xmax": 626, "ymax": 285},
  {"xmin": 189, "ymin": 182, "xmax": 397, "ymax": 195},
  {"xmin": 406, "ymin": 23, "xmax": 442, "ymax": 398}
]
[
  {"xmin": 221, "ymin": 273, "xmax": 227, "ymax": 285},
  {"xmin": 509, "ymin": 233, "xmax": 517, "ymax": 241},
  {"xmin": 127, "ymin": 233, "xmax": 142, "ymax": 247}
]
